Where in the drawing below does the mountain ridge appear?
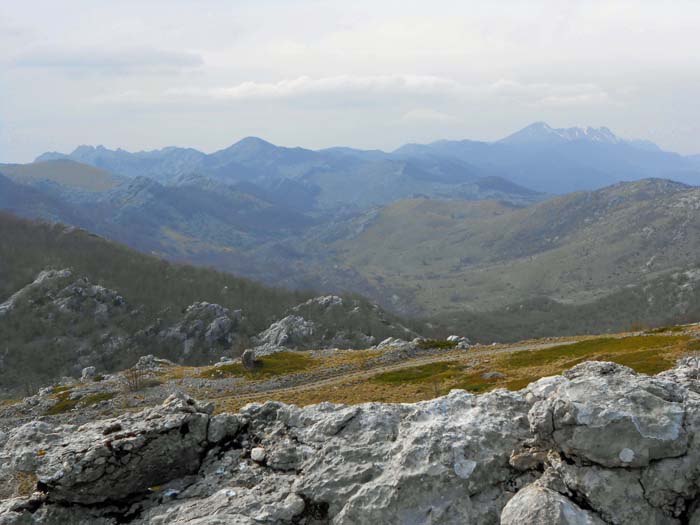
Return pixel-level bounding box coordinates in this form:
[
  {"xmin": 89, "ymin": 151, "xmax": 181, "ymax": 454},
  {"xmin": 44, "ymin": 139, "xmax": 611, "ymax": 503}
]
[{"xmin": 34, "ymin": 122, "xmax": 700, "ymax": 196}]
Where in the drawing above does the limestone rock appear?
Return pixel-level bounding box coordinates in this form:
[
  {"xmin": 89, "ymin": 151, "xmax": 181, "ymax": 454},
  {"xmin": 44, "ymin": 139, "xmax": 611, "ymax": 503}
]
[
  {"xmin": 241, "ymin": 349, "xmax": 256, "ymax": 370},
  {"xmin": 207, "ymin": 414, "xmax": 241, "ymax": 444},
  {"xmin": 80, "ymin": 366, "xmax": 96, "ymax": 382},
  {"xmin": 3, "ymin": 393, "xmax": 210, "ymax": 505},
  {"xmin": 254, "ymin": 315, "xmax": 314, "ymax": 350},
  {"xmin": 250, "ymin": 447, "xmax": 266, "ymax": 463},
  {"xmin": 529, "ymin": 361, "xmax": 688, "ymax": 467},
  {"xmin": 5, "ymin": 360, "xmax": 700, "ymax": 523},
  {"xmin": 501, "ymin": 483, "xmax": 605, "ymax": 524},
  {"xmin": 0, "ymin": 269, "xmax": 73, "ymax": 318}
]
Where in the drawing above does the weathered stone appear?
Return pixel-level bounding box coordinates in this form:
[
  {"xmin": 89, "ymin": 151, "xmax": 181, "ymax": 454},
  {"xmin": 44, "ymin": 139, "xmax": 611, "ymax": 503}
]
[
  {"xmin": 250, "ymin": 447, "xmax": 266, "ymax": 463},
  {"xmin": 80, "ymin": 367, "xmax": 96, "ymax": 382},
  {"xmin": 529, "ymin": 361, "xmax": 688, "ymax": 467},
  {"xmin": 253, "ymin": 315, "xmax": 315, "ymax": 354},
  {"xmin": 3, "ymin": 393, "xmax": 210, "ymax": 505},
  {"xmin": 5, "ymin": 359, "xmax": 700, "ymax": 523},
  {"xmin": 241, "ymin": 349, "xmax": 256, "ymax": 370},
  {"xmin": 501, "ymin": 483, "xmax": 605, "ymax": 524},
  {"xmin": 207, "ymin": 414, "xmax": 241, "ymax": 444}
]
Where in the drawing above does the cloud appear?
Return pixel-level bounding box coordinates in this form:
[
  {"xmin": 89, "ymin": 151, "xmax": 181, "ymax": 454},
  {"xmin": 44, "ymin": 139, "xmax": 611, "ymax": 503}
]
[
  {"xmin": 13, "ymin": 47, "xmax": 204, "ymax": 72},
  {"xmin": 402, "ymin": 108, "xmax": 457, "ymax": 123},
  {"xmin": 162, "ymin": 75, "xmax": 612, "ymax": 109},
  {"xmin": 487, "ymin": 79, "xmax": 612, "ymax": 107},
  {"xmin": 166, "ymin": 74, "xmax": 461, "ymax": 100}
]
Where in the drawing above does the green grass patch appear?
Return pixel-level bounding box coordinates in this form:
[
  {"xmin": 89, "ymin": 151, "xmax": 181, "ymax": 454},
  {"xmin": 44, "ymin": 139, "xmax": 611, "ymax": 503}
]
[
  {"xmin": 372, "ymin": 361, "xmax": 459, "ymax": 384},
  {"xmin": 199, "ymin": 352, "xmax": 315, "ymax": 380},
  {"xmin": 46, "ymin": 391, "xmax": 115, "ymax": 415},
  {"xmin": 51, "ymin": 385, "xmax": 73, "ymax": 395},
  {"xmin": 685, "ymin": 340, "xmax": 700, "ymax": 352},
  {"xmin": 599, "ymin": 349, "xmax": 676, "ymax": 375},
  {"xmin": 505, "ymin": 376, "xmax": 538, "ymax": 391},
  {"xmin": 505, "ymin": 335, "xmax": 688, "ymax": 370},
  {"xmin": 451, "ymin": 372, "xmax": 501, "ymax": 393},
  {"xmin": 199, "ymin": 363, "xmax": 245, "ymax": 379},
  {"xmin": 373, "ymin": 362, "xmax": 508, "ymax": 395},
  {"xmin": 416, "ymin": 339, "xmax": 458, "ymax": 350}
]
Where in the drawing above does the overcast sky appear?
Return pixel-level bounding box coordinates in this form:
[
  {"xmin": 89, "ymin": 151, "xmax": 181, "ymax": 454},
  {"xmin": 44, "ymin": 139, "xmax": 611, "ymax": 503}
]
[{"xmin": 1, "ymin": 0, "xmax": 699, "ymax": 162}]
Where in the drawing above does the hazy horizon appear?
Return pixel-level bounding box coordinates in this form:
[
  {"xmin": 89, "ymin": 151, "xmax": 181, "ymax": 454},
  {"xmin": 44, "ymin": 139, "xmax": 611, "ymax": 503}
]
[
  {"xmin": 25, "ymin": 121, "xmax": 689, "ymax": 161},
  {"xmin": 2, "ymin": 0, "xmax": 700, "ymax": 162}
]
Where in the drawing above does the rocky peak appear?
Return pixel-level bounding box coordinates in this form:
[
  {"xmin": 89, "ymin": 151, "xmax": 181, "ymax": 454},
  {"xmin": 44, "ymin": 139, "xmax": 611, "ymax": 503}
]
[
  {"xmin": 501, "ymin": 122, "xmax": 629, "ymax": 146},
  {"xmin": 0, "ymin": 269, "xmax": 72, "ymax": 318}
]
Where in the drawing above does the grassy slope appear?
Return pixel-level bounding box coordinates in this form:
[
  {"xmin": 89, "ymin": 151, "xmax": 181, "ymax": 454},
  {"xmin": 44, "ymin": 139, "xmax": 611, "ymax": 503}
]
[
  {"xmin": 0, "ymin": 211, "xmax": 311, "ymax": 330},
  {"xmin": 0, "ymin": 159, "xmax": 124, "ymax": 191},
  {"xmin": 334, "ymin": 180, "xmax": 700, "ymax": 315},
  {"xmin": 210, "ymin": 328, "xmax": 699, "ymax": 411}
]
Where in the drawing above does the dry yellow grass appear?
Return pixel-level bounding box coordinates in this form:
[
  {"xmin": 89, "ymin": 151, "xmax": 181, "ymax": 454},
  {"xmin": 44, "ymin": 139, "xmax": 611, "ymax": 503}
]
[{"xmin": 210, "ymin": 329, "xmax": 700, "ymax": 412}]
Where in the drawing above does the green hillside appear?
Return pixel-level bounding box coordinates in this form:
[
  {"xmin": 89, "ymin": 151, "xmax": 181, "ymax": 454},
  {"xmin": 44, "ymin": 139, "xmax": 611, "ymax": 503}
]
[
  {"xmin": 0, "ymin": 211, "xmax": 309, "ymax": 331},
  {"xmin": 0, "ymin": 159, "xmax": 125, "ymax": 191},
  {"xmin": 334, "ymin": 179, "xmax": 700, "ymax": 315}
]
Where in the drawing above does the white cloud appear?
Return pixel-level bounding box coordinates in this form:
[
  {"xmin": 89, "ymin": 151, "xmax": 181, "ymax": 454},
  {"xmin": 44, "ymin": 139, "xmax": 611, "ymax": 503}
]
[
  {"xmin": 488, "ymin": 79, "xmax": 612, "ymax": 107},
  {"xmin": 402, "ymin": 108, "xmax": 457, "ymax": 123},
  {"xmin": 13, "ymin": 47, "xmax": 204, "ymax": 72},
  {"xmin": 166, "ymin": 75, "xmax": 461, "ymax": 101},
  {"xmin": 2, "ymin": 0, "xmax": 700, "ymax": 161}
]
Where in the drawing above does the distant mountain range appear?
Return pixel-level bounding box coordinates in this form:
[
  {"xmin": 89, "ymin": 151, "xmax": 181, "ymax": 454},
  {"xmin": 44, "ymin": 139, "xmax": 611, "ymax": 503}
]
[
  {"xmin": 394, "ymin": 122, "xmax": 700, "ymax": 193},
  {"xmin": 3, "ymin": 122, "xmax": 700, "ymax": 339},
  {"xmin": 36, "ymin": 122, "xmax": 700, "ymax": 196},
  {"xmin": 37, "ymin": 136, "xmax": 540, "ymax": 212}
]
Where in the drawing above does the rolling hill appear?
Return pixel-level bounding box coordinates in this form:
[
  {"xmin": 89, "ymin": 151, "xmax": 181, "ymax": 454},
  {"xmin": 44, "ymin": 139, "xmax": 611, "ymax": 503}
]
[
  {"xmin": 331, "ymin": 179, "xmax": 700, "ymax": 316},
  {"xmin": 0, "ymin": 211, "xmax": 420, "ymax": 391},
  {"xmin": 35, "ymin": 137, "xmax": 543, "ymax": 211},
  {"xmin": 0, "ymin": 159, "xmax": 125, "ymax": 191}
]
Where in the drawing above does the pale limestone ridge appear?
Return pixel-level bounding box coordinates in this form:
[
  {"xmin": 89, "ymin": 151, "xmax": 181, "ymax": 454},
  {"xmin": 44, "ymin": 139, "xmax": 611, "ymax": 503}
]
[{"xmin": 3, "ymin": 359, "xmax": 700, "ymax": 523}]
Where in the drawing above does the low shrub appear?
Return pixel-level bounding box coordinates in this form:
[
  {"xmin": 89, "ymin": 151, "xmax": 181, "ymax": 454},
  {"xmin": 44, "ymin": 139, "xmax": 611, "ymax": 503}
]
[
  {"xmin": 199, "ymin": 352, "xmax": 314, "ymax": 380},
  {"xmin": 416, "ymin": 339, "xmax": 457, "ymax": 350}
]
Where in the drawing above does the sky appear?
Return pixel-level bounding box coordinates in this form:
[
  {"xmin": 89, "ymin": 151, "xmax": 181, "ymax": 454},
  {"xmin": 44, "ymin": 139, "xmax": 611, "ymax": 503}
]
[{"xmin": 1, "ymin": 0, "xmax": 700, "ymax": 162}]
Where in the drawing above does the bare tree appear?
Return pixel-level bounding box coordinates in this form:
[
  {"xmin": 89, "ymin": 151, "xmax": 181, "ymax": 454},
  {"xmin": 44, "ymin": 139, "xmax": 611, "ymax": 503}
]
[{"xmin": 122, "ymin": 367, "xmax": 146, "ymax": 392}]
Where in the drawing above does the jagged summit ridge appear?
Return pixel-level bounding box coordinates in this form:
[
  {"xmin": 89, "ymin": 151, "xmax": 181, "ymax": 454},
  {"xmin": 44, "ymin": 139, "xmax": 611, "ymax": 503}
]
[{"xmin": 500, "ymin": 121, "xmax": 627, "ymax": 145}]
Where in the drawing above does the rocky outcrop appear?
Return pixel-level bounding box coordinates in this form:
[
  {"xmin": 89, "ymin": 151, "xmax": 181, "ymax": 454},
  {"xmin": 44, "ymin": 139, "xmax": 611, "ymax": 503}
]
[
  {"xmin": 0, "ymin": 269, "xmax": 73, "ymax": 318},
  {"xmin": 250, "ymin": 295, "xmax": 417, "ymax": 356},
  {"xmin": 1, "ymin": 268, "xmax": 425, "ymax": 395},
  {"xmin": 252, "ymin": 315, "xmax": 315, "ymax": 355},
  {"xmin": 0, "ymin": 269, "xmax": 126, "ymax": 322},
  {"xmin": 153, "ymin": 301, "xmax": 244, "ymax": 358},
  {"xmin": 5, "ymin": 359, "xmax": 700, "ymax": 523}
]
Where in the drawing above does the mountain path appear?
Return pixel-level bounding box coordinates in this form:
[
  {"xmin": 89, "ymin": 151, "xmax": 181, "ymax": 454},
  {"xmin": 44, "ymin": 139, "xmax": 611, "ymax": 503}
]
[{"xmin": 221, "ymin": 339, "xmax": 576, "ymax": 403}]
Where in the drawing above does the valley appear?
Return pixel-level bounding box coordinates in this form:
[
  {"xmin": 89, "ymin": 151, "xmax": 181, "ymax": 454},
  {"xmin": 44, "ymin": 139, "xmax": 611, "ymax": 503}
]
[
  {"xmin": 4, "ymin": 141, "xmax": 700, "ymax": 340},
  {"xmin": 6, "ymin": 3, "xmax": 700, "ymax": 522}
]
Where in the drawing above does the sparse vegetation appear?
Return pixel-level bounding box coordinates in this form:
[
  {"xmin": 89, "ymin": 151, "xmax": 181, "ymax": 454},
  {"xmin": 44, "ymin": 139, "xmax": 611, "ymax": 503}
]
[
  {"xmin": 372, "ymin": 362, "xmax": 458, "ymax": 384},
  {"xmin": 16, "ymin": 471, "xmax": 38, "ymax": 496},
  {"xmin": 45, "ymin": 391, "xmax": 115, "ymax": 415},
  {"xmin": 504, "ymin": 335, "xmax": 688, "ymax": 369},
  {"xmin": 199, "ymin": 352, "xmax": 315, "ymax": 380},
  {"xmin": 416, "ymin": 339, "xmax": 457, "ymax": 350},
  {"xmin": 122, "ymin": 368, "xmax": 147, "ymax": 392}
]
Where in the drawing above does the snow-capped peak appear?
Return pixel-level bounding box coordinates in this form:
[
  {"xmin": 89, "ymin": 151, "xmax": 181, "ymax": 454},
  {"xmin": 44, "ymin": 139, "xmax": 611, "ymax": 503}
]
[{"xmin": 500, "ymin": 122, "xmax": 625, "ymax": 145}]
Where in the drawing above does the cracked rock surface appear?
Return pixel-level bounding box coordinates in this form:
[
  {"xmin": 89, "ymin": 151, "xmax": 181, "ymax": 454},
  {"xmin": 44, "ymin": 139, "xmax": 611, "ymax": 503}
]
[{"xmin": 4, "ymin": 360, "xmax": 700, "ymax": 523}]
